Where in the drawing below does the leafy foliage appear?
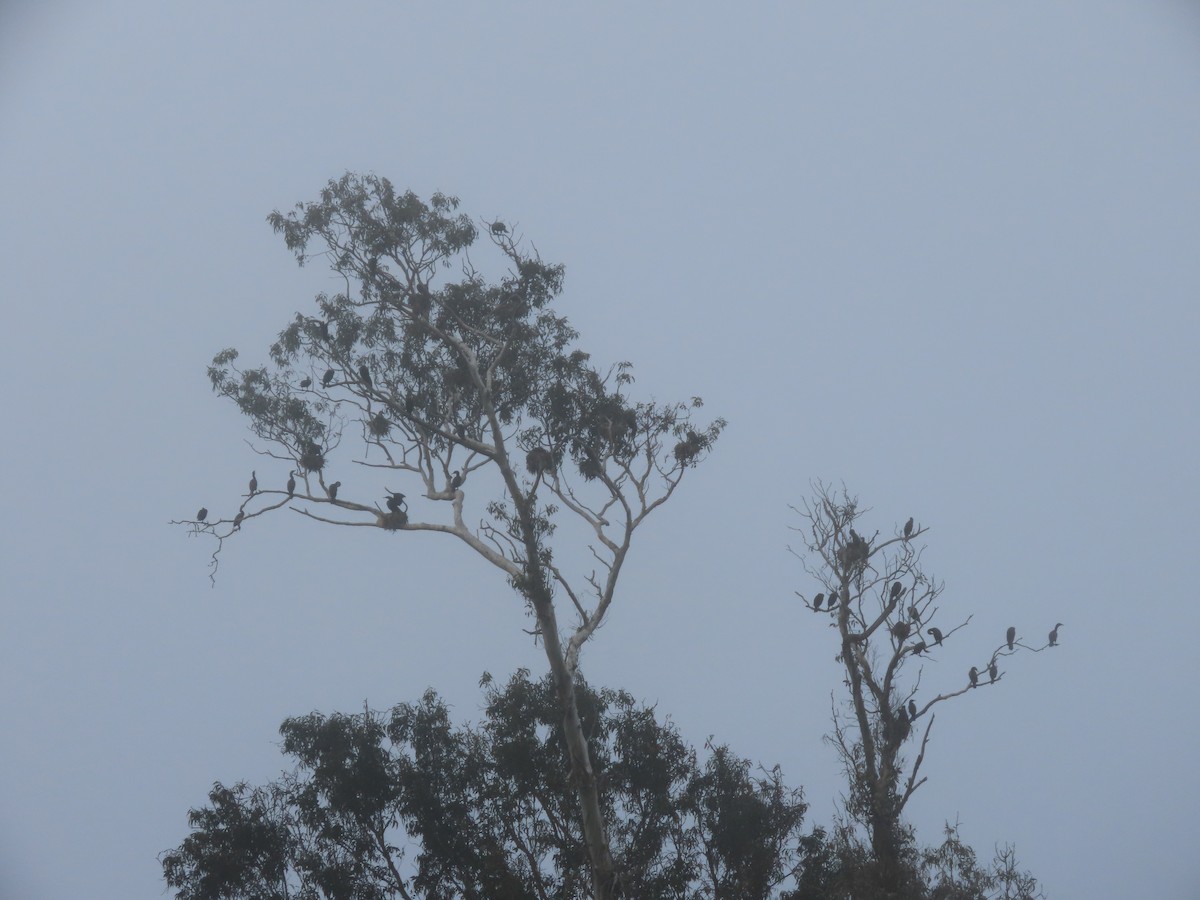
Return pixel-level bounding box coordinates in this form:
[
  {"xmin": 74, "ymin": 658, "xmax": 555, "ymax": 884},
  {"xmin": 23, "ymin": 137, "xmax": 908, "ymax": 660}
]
[{"xmin": 162, "ymin": 671, "xmax": 809, "ymax": 900}]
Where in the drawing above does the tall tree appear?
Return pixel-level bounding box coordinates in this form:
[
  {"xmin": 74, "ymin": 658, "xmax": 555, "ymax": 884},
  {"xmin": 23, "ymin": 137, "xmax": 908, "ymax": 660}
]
[
  {"xmin": 161, "ymin": 671, "xmax": 809, "ymax": 900},
  {"xmin": 183, "ymin": 173, "xmax": 723, "ymax": 897},
  {"xmin": 789, "ymin": 485, "xmax": 1059, "ymax": 897}
]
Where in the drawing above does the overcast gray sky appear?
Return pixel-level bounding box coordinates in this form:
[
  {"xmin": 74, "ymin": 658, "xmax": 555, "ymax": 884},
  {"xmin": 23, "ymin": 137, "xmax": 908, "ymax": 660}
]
[{"xmin": 2, "ymin": 3, "xmax": 1198, "ymax": 898}]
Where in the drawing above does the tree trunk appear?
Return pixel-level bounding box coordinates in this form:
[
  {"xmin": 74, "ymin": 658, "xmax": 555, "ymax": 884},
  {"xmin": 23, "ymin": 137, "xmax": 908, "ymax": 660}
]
[{"xmin": 531, "ymin": 594, "xmax": 618, "ymax": 899}]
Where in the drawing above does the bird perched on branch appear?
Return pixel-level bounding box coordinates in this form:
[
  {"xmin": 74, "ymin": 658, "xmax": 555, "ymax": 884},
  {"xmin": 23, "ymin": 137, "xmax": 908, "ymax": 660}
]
[
  {"xmin": 988, "ymin": 661, "xmax": 998, "ymax": 683},
  {"xmin": 358, "ymin": 365, "xmax": 372, "ymax": 389},
  {"xmin": 969, "ymin": 666, "xmax": 978, "ymax": 687},
  {"xmin": 232, "ymin": 511, "xmax": 244, "ymax": 530},
  {"xmin": 812, "ymin": 592, "xmax": 825, "ymax": 611},
  {"xmin": 196, "ymin": 507, "xmax": 207, "ymax": 522},
  {"xmin": 248, "ymin": 471, "xmax": 257, "ymax": 495},
  {"xmin": 322, "ymin": 368, "xmax": 335, "ymax": 386},
  {"xmin": 908, "ymin": 699, "xmax": 918, "ymax": 720},
  {"xmin": 299, "ymin": 376, "xmax": 312, "ymax": 389},
  {"xmin": 1049, "ymin": 623, "xmax": 1063, "ymax": 646},
  {"xmin": 451, "ymin": 470, "xmax": 463, "ymax": 491},
  {"xmin": 890, "ymin": 582, "xmax": 904, "ymax": 600},
  {"xmin": 287, "ymin": 472, "xmax": 296, "ymax": 498},
  {"xmin": 904, "ymin": 517, "xmax": 914, "ymax": 538},
  {"xmin": 385, "ymin": 491, "xmax": 407, "ymax": 513},
  {"xmin": 327, "ymin": 481, "xmax": 341, "ymax": 501},
  {"xmin": 1006, "ymin": 626, "xmax": 1016, "ymax": 651},
  {"xmin": 927, "ymin": 627, "xmax": 943, "ymax": 646}
]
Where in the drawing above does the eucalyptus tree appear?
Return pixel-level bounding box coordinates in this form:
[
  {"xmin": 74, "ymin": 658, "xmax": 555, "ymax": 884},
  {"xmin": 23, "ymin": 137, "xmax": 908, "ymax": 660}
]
[
  {"xmin": 790, "ymin": 485, "xmax": 1060, "ymax": 897},
  {"xmin": 183, "ymin": 173, "xmax": 722, "ymax": 898},
  {"xmin": 162, "ymin": 671, "xmax": 809, "ymax": 900}
]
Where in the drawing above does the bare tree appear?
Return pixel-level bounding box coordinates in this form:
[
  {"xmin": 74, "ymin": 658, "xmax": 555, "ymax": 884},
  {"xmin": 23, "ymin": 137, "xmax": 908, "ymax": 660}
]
[
  {"xmin": 790, "ymin": 484, "xmax": 1059, "ymax": 897},
  {"xmin": 178, "ymin": 173, "xmax": 724, "ymax": 899}
]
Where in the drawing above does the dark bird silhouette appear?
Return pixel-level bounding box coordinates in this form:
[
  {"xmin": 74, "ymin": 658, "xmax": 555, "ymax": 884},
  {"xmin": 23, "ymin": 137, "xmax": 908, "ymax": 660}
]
[
  {"xmin": 927, "ymin": 627, "xmax": 943, "ymax": 646},
  {"xmin": 232, "ymin": 511, "xmax": 244, "ymax": 530},
  {"xmin": 910, "ymin": 641, "xmax": 927, "ymax": 655},
  {"xmin": 196, "ymin": 507, "xmax": 207, "ymax": 522},
  {"xmin": 358, "ymin": 365, "xmax": 372, "ymax": 389},
  {"xmin": 286, "ymin": 472, "xmax": 296, "ymax": 498},
  {"xmin": 317, "ymin": 320, "xmax": 330, "ymax": 340},
  {"xmin": 385, "ymin": 491, "xmax": 407, "ymax": 513},
  {"xmin": 909, "ymin": 604, "xmax": 920, "ymax": 621},
  {"xmin": 248, "ymin": 471, "xmax": 257, "ymax": 495},
  {"xmin": 890, "ymin": 582, "xmax": 904, "ymax": 600},
  {"xmin": 322, "ymin": 368, "xmax": 335, "ymax": 386},
  {"xmin": 526, "ymin": 447, "xmax": 555, "ymax": 475},
  {"xmin": 299, "ymin": 376, "xmax": 312, "ymax": 389},
  {"xmin": 328, "ymin": 481, "xmax": 341, "ymax": 501},
  {"xmin": 813, "ymin": 592, "xmax": 825, "ymax": 611},
  {"xmin": 989, "ymin": 661, "xmax": 998, "ymax": 683},
  {"xmin": 904, "ymin": 516, "xmax": 914, "ymax": 538},
  {"xmin": 1006, "ymin": 626, "xmax": 1016, "ymax": 651},
  {"xmin": 969, "ymin": 666, "xmax": 978, "ymax": 687},
  {"xmin": 451, "ymin": 470, "xmax": 464, "ymax": 490},
  {"xmin": 1049, "ymin": 623, "xmax": 1063, "ymax": 646},
  {"xmin": 891, "ymin": 622, "xmax": 910, "ymax": 641},
  {"xmin": 908, "ymin": 699, "xmax": 918, "ymax": 720}
]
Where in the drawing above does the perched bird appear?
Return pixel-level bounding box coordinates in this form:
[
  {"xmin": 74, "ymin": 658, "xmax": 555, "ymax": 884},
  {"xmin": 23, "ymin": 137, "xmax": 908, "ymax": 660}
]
[
  {"xmin": 196, "ymin": 507, "xmax": 207, "ymax": 522},
  {"xmin": 891, "ymin": 622, "xmax": 910, "ymax": 641},
  {"xmin": 322, "ymin": 368, "xmax": 335, "ymax": 386},
  {"xmin": 813, "ymin": 592, "xmax": 825, "ymax": 611},
  {"xmin": 358, "ymin": 365, "xmax": 372, "ymax": 389},
  {"xmin": 1006, "ymin": 626, "xmax": 1016, "ymax": 651},
  {"xmin": 890, "ymin": 582, "xmax": 904, "ymax": 600},
  {"xmin": 385, "ymin": 491, "xmax": 407, "ymax": 513},
  {"xmin": 908, "ymin": 699, "xmax": 918, "ymax": 720},
  {"xmin": 910, "ymin": 641, "xmax": 927, "ymax": 656},
  {"xmin": 1049, "ymin": 623, "xmax": 1063, "ymax": 646},
  {"xmin": 969, "ymin": 666, "xmax": 978, "ymax": 687},
  {"xmin": 451, "ymin": 470, "xmax": 464, "ymax": 490},
  {"xmin": 989, "ymin": 661, "xmax": 998, "ymax": 683},
  {"xmin": 286, "ymin": 472, "xmax": 296, "ymax": 498},
  {"xmin": 316, "ymin": 320, "xmax": 330, "ymax": 340},
  {"xmin": 232, "ymin": 511, "xmax": 244, "ymax": 530},
  {"xmin": 299, "ymin": 376, "xmax": 312, "ymax": 389},
  {"xmin": 908, "ymin": 604, "xmax": 921, "ymax": 621},
  {"xmin": 249, "ymin": 471, "xmax": 257, "ymax": 495},
  {"xmin": 328, "ymin": 481, "xmax": 341, "ymax": 501},
  {"xmin": 927, "ymin": 627, "xmax": 944, "ymax": 646},
  {"xmin": 904, "ymin": 517, "xmax": 914, "ymax": 538}
]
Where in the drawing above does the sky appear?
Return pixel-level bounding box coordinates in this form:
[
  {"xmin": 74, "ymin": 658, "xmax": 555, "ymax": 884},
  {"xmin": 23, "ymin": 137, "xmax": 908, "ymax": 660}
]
[{"xmin": 1, "ymin": 2, "xmax": 1198, "ymax": 898}]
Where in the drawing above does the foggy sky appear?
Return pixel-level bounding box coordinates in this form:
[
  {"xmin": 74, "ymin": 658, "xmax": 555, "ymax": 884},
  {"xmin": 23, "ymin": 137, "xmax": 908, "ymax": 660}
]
[{"xmin": 1, "ymin": 3, "xmax": 1198, "ymax": 898}]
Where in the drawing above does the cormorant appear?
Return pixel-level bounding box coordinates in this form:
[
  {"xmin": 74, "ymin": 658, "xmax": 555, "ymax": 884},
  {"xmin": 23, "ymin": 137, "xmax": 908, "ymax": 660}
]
[
  {"xmin": 322, "ymin": 368, "xmax": 335, "ymax": 386},
  {"xmin": 1049, "ymin": 623, "xmax": 1063, "ymax": 646},
  {"xmin": 989, "ymin": 661, "xmax": 998, "ymax": 682},
  {"xmin": 908, "ymin": 699, "xmax": 918, "ymax": 720},
  {"xmin": 328, "ymin": 481, "xmax": 341, "ymax": 501},
  {"xmin": 904, "ymin": 516, "xmax": 914, "ymax": 538},
  {"xmin": 891, "ymin": 622, "xmax": 910, "ymax": 641},
  {"xmin": 286, "ymin": 472, "xmax": 296, "ymax": 498},
  {"xmin": 249, "ymin": 471, "xmax": 257, "ymax": 495},
  {"xmin": 451, "ymin": 470, "xmax": 463, "ymax": 490},
  {"xmin": 232, "ymin": 511, "xmax": 244, "ymax": 530},
  {"xmin": 890, "ymin": 581, "xmax": 904, "ymax": 600},
  {"xmin": 813, "ymin": 592, "xmax": 824, "ymax": 611},
  {"xmin": 909, "ymin": 604, "xmax": 920, "ymax": 621},
  {"xmin": 910, "ymin": 641, "xmax": 927, "ymax": 655},
  {"xmin": 969, "ymin": 666, "xmax": 978, "ymax": 687},
  {"xmin": 299, "ymin": 376, "xmax": 312, "ymax": 389},
  {"xmin": 927, "ymin": 627, "xmax": 943, "ymax": 646},
  {"xmin": 385, "ymin": 491, "xmax": 407, "ymax": 513},
  {"xmin": 196, "ymin": 507, "xmax": 207, "ymax": 522},
  {"xmin": 1006, "ymin": 626, "xmax": 1016, "ymax": 651},
  {"xmin": 358, "ymin": 365, "xmax": 372, "ymax": 389}
]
